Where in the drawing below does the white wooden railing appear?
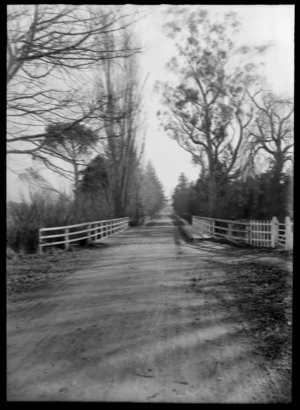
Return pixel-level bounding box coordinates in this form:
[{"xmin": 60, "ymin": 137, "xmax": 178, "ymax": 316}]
[
  {"xmin": 192, "ymin": 216, "xmax": 293, "ymax": 250},
  {"xmin": 39, "ymin": 217, "xmax": 130, "ymax": 253}
]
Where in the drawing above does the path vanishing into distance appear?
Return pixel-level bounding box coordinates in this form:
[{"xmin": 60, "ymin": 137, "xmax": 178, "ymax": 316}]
[{"xmin": 7, "ymin": 215, "xmax": 289, "ymax": 402}]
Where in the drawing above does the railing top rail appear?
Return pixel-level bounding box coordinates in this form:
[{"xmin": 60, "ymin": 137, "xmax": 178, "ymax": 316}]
[
  {"xmin": 192, "ymin": 216, "xmax": 250, "ymax": 225},
  {"xmin": 192, "ymin": 216, "xmax": 215, "ymax": 221},
  {"xmin": 40, "ymin": 217, "xmax": 129, "ymax": 233},
  {"xmin": 214, "ymin": 218, "xmax": 250, "ymax": 225}
]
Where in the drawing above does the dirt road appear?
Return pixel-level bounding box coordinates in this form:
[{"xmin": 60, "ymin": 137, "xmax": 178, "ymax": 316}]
[{"xmin": 7, "ymin": 217, "xmax": 288, "ymax": 402}]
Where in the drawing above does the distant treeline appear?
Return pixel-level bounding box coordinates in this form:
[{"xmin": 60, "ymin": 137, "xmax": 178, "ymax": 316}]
[{"xmin": 172, "ymin": 171, "xmax": 293, "ymax": 224}]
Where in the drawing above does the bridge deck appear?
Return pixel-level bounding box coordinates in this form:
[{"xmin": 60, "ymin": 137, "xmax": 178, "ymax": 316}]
[{"xmin": 7, "ymin": 216, "xmax": 286, "ymax": 402}]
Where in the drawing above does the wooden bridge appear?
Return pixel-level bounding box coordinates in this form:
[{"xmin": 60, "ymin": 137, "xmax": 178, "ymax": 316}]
[{"xmin": 7, "ymin": 214, "xmax": 291, "ymax": 402}]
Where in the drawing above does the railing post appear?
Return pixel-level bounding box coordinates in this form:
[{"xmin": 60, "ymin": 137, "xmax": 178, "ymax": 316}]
[
  {"xmin": 205, "ymin": 219, "xmax": 209, "ymax": 236},
  {"xmin": 285, "ymin": 216, "xmax": 293, "ymax": 250},
  {"xmin": 271, "ymin": 216, "xmax": 278, "ymax": 248},
  {"xmin": 212, "ymin": 219, "xmax": 215, "ymax": 237},
  {"xmin": 228, "ymin": 223, "xmax": 233, "ymax": 241},
  {"xmin": 64, "ymin": 227, "xmax": 70, "ymax": 250},
  {"xmin": 201, "ymin": 219, "xmax": 205, "ymax": 235},
  {"xmin": 38, "ymin": 228, "xmax": 43, "ymax": 254},
  {"xmin": 248, "ymin": 222, "xmax": 251, "ymax": 245},
  {"xmin": 87, "ymin": 224, "xmax": 91, "ymax": 244}
]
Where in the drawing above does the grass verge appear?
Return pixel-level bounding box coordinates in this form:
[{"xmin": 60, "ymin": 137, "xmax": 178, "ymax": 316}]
[
  {"xmin": 6, "ymin": 244, "xmax": 105, "ymax": 298},
  {"xmin": 188, "ymin": 242, "xmax": 292, "ymax": 402}
]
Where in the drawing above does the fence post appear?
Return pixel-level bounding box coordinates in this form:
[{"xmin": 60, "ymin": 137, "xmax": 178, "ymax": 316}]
[
  {"xmin": 285, "ymin": 216, "xmax": 293, "ymax": 250},
  {"xmin": 212, "ymin": 219, "xmax": 215, "ymax": 238},
  {"xmin": 64, "ymin": 228, "xmax": 70, "ymax": 250},
  {"xmin": 271, "ymin": 217, "xmax": 278, "ymax": 248}
]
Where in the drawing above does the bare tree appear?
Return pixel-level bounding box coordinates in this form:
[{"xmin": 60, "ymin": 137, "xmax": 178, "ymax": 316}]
[
  {"xmin": 7, "ymin": 5, "xmax": 143, "ymax": 157},
  {"xmin": 18, "ymin": 167, "xmax": 72, "ymax": 203},
  {"xmin": 247, "ymin": 91, "xmax": 294, "ymax": 216}
]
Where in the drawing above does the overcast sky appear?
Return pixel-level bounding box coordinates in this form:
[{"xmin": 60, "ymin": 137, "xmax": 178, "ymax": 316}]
[{"xmin": 7, "ymin": 4, "xmax": 294, "ymax": 202}]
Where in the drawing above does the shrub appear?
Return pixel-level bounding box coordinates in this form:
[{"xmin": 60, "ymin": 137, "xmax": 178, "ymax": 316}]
[
  {"xmin": 7, "ymin": 191, "xmax": 72, "ymax": 253},
  {"xmin": 7, "ymin": 188, "xmax": 115, "ymax": 254}
]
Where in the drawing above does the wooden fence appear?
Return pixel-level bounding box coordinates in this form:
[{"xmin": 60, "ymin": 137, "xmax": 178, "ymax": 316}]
[
  {"xmin": 192, "ymin": 216, "xmax": 293, "ymax": 250},
  {"xmin": 39, "ymin": 217, "xmax": 130, "ymax": 253}
]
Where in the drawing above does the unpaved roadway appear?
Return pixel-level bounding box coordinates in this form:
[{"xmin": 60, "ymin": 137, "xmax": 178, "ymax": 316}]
[{"xmin": 7, "ymin": 216, "xmax": 287, "ymax": 402}]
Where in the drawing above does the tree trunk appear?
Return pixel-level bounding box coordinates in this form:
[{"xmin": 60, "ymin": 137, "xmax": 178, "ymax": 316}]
[
  {"xmin": 208, "ymin": 175, "xmax": 217, "ymax": 218},
  {"xmin": 270, "ymin": 158, "xmax": 284, "ymax": 217}
]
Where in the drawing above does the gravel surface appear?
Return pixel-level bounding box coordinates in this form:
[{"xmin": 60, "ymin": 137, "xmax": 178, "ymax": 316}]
[{"xmin": 7, "ymin": 216, "xmax": 292, "ymax": 402}]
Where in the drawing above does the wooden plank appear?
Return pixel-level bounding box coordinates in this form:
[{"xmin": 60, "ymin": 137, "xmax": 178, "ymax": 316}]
[{"xmin": 40, "ymin": 217, "xmax": 129, "ymax": 232}]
